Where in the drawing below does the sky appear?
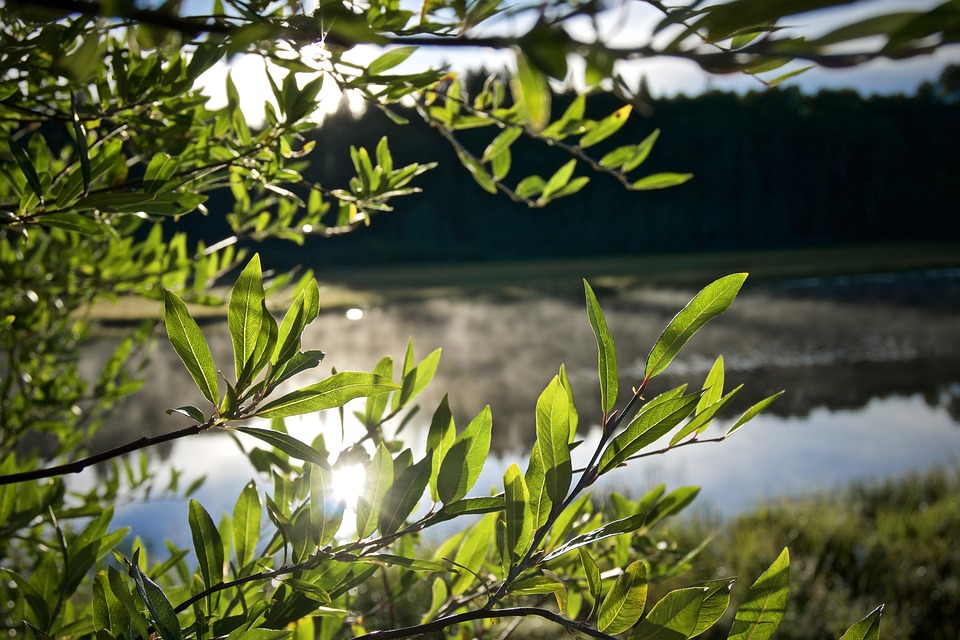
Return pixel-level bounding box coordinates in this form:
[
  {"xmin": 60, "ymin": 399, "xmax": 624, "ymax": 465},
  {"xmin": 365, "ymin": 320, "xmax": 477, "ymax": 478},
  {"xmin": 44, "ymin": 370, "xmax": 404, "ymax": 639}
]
[{"xmin": 196, "ymin": 0, "xmax": 960, "ymax": 125}]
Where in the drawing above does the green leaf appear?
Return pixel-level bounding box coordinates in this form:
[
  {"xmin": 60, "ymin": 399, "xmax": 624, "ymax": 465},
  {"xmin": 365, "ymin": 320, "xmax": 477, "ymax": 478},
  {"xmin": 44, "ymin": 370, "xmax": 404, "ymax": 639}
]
[
  {"xmin": 502, "ymin": 463, "xmax": 534, "ymax": 568},
  {"xmin": 540, "ymin": 159, "xmax": 577, "ymax": 202},
  {"xmin": 727, "ymin": 548, "xmax": 790, "ymax": 640},
  {"xmin": 9, "ymin": 139, "xmax": 43, "ymax": 202},
  {"xmin": 70, "ymin": 92, "xmax": 91, "ymax": 195},
  {"xmin": 309, "ymin": 463, "xmax": 345, "ymax": 547},
  {"xmin": 162, "ymin": 289, "xmax": 219, "ymax": 406},
  {"xmin": 232, "ymin": 481, "xmax": 261, "ymax": 569},
  {"xmin": 598, "ymin": 560, "xmax": 648, "ymax": 635},
  {"xmin": 690, "ymin": 578, "xmax": 736, "ymax": 637},
  {"xmin": 256, "ymin": 372, "xmax": 399, "ymax": 418},
  {"xmin": 368, "ymin": 45, "xmax": 418, "ymax": 75},
  {"xmin": 632, "ymin": 172, "xmax": 694, "ymax": 190},
  {"xmin": 235, "ymin": 427, "xmax": 330, "ymax": 468},
  {"xmin": 165, "ymin": 405, "xmax": 206, "ymax": 422},
  {"xmin": 40, "ymin": 212, "xmax": 106, "ymax": 235},
  {"xmin": 542, "ymin": 512, "xmax": 647, "ymax": 562},
  {"xmin": 143, "ymin": 152, "xmax": 178, "ymax": 193},
  {"xmin": 669, "ymin": 385, "xmax": 742, "ymax": 446},
  {"xmin": 623, "ymin": 129, "xmax": 661, "ymax": 172},
  {"xmin": 129, "ymin": 551, "xmax": 181, "ymax": 640},
  {"xmin": 379, "ymin": 454, "xmax": 432, "ymax": 535},
  {"xmin": 430, "ymin": 496, "xmax": 504, "ymax": 524},
  {"xmin": 698, "ymin": 356, "xmax": 725, "ymax": 413},
  {"xmin": 599, "ymin": 393, "xmax": 701, "ymax": 474},
  {"xmin": 535, "ymin": 376, "xmax": 572, "ymax": 507},
  {"xmin": 579, "ymin": 105, "xmax": 632, "ymax": 149},
  {"xmin": 726, "ymin": 391, "xmax": 784, "ymax": 437},
  {"xmin": 839, "ymin": 605, "xmax": 884, "ymax": 640},
  {"xmin": 356, "ymin": 443, "xmax": 394, "ymax": 538},
  {"xmin": 584, "ymin": 280, "xmax": 618, "ymax": 414},
  {"xmin": 645, "ymin": 274, "xmax": 748, "ymax": 380},
  {"xmin": 579, "ymin": 548, "xmax": 602, "ymax": 619},
  {"xmin": 188, "ymin": 499, "xmax": 224, "ymax": 592},
  {"xmin": 428, "ymin": 394, "xmax": 456, "ymax": 503},
  {"xmin": 482, "ymin": 127, "xmax": 523, "ymax": 163},
  {"xmin": 455, "ymin": 147, "xmax": 498, "ymax": 194},
  {"xmin": 229, "ymin": 255, "xmax": 267, "ymax": 386},
  {"xmin": 395, "ymin": 347, "xmax": 441, "ymax": 410},
  {"xmin": 512, "ymin": 49, "xmax": 551, "ymax": 132},
  {"xmin": 437, "ymin": 405, "xmax": 493, "ymax": 504},
  {"xmin": 631, "ymin": 586, "xmax": 707, "ymax": 640}
]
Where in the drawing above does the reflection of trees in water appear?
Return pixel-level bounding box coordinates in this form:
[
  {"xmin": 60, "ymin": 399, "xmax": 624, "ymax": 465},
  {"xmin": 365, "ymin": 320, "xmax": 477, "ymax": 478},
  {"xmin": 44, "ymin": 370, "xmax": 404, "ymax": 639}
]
[{"xmin": 82, "ymin": 281, "xmax": 960, "ymax": 455}]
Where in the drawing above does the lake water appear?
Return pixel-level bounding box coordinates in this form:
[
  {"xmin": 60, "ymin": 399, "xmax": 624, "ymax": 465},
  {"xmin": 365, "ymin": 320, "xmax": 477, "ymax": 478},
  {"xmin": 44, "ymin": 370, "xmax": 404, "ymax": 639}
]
[{"xmin": 77, "ymin": 267, "xmax": 960, "ymax": 548}]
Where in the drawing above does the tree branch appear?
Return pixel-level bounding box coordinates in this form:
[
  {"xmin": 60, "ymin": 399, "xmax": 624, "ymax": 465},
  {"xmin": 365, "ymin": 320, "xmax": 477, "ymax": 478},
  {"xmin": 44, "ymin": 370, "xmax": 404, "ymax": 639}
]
[
  {"xmin": 0, "ymin": 420, "xmax": 214, "ymax": 485},
  {"xmin": 353, "ymin": 606, "xmax": 620, "ymax": 640}
]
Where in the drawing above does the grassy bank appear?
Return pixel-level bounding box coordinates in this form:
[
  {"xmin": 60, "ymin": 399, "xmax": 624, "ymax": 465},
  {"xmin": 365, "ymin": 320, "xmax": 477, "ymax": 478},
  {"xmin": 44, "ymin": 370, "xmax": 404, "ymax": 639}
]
[
  {"xmin": 88, "ymin": 240, "xmax": 960, "ymax": 321},
  {"xmin": 655, "ymin": 466, "xmax": 960, "ymax": 640}
]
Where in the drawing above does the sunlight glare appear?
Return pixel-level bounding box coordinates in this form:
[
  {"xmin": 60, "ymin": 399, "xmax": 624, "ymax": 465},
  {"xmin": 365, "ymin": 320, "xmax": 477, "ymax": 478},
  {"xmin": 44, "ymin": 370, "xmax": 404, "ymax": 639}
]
[{"xmin": 331, "ymin": 463, "xmax": 366, "ymax": 509}]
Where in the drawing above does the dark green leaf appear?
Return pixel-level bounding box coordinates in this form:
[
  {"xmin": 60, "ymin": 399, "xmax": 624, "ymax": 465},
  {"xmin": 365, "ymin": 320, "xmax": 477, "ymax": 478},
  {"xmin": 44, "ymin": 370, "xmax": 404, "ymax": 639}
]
[
  {"xmin": 162, "ymin": 289, "xmax": 219, "ymax": 406},
  {"xmin": 235, "ymin": 427, "xmax": 330, "ymax": 468},
  {"xmin": 356, "ymin": 443, "xmax": 393, "ymax": 538},
  {"xmin": 165, "ymin": 406, "xmax": 206, "ymax": 422},
  {"xmin": 9, "ymin": 139, "xmax": 43, "ymax": 202},
  {"xmin": 437, "ymin": 406, "xmax": 492, "ymax": 504},
  {"xmin": 40, "ymin": 212, "xmax": 106, "ymax": 235},
  {"xmin": 839, "ymin": 605, "xmax": 884, "ymax": 640},
  {"xmin": 130, "ymin": 551, "xmax": 181, "ymax": 640},
  {"xmin": 379, "ymin": 454, "xmax": 431, "ymax": 535},
  {"xmin": 645, "ymin": 274, "xmax": 748, "ymax": 379},
  {"xmin": 188, "ymin": 499, "xmax": 224, "ymax": 591}
]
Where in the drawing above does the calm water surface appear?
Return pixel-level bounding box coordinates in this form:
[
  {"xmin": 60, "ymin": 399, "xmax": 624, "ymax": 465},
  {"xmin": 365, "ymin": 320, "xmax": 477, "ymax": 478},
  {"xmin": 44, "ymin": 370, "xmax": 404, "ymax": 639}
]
[{"xmin": 77, "ymin": 268, "xmax": 960, "ymax": 547}]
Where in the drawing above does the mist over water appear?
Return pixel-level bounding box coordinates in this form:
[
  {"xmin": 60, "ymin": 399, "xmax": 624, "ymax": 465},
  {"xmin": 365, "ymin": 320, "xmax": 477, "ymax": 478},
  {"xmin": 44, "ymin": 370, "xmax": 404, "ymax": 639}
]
[{"xmin": 81, "ymin": 268, "xmax": 960, "ymax": 547}]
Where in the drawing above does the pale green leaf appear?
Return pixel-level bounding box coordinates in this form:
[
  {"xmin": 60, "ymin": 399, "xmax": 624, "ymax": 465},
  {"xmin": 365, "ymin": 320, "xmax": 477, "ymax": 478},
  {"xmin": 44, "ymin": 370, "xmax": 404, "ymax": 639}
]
[
  {"xmin": 632, "ymin": 172, "xmax": 694, "ymax": 190},
  {"xmin": 725, "ymin": 391, "xmax": 784, "ymax": 437},
  {"xmin": 579, "ymin": 105, "xmax": 632, "ymax": 149},
  {"xmin": 356, "ymin": 443, "xmax": 393, "ymax": 538},
  {"xmin": 368, "ymin": 45, "xmax": 418, "ymax": 75},
  {"xmin": 512, "ymin": 49, "xmax": 551, "ymax": 132},
  {"xmin": 599, "ymin": 393, "xmax": 701, "ymax": 474},
  {"xmin": 503, "ymin": 463, "xmax": 534, "ymax": 567},
  {"xmin": 256, "ymin": 372, "xmax": 399, "ymax": 418},
  {"xmin": 309, "ymin": 464, "xmax": 344, "ymax": 547},
  {"xmin": 535, "ymin": 376, "xmax": 572, "ymax": 507},
  {"xmin": 229, "ymin": 255, "xmax": 266, "ymax": 385}
]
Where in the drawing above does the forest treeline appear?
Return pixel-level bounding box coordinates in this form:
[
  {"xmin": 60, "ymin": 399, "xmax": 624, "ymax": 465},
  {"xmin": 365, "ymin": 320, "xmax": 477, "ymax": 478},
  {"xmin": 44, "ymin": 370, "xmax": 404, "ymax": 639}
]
[{"xmin": 199, "ymin": 67, "xmax": 960, "ymax": 268}]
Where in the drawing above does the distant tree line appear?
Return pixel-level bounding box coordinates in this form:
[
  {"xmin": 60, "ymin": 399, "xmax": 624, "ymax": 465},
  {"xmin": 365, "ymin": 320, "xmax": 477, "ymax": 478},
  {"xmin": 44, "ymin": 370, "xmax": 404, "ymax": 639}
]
[{"xmin": 197, "ymin": 65, "xmax": 960, "ymax": 268}]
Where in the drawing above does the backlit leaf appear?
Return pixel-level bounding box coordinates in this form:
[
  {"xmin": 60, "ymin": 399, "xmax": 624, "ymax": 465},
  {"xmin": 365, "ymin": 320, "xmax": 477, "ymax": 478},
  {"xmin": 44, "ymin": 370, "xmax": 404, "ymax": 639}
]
[
  {"xmin": 542, "ymin": 512, "xmax": 647, "ymax": 562},
  {"xmin": 309, "ymin": 463, "xmax": 345, "ymax": 547},
  {"xmin": 727, "ymin": 548, "xmax": 790, "ymax": 640},
  {"xmin": 256, "ymin": 372, "xmax": 399, "ymax": 418},
  {"xmin": 599, "ymin": 393, "xmax": 701, "ymax": 474},
  {"xmin": 579, "ymin": 105, "xmax": 632, "ymax": 149},
  {"xmin": 229, "ymin": 255, "xmax": 267, "ymax": 386},
  {"xmin": 631, "ymin": 586, "xmax": 707, "ymax": 640},
  {"xmin": 597, "ymin": 560, "xmax": 647, "ymax": 635},
  {"xmin": 130, "ymin": 551, "xmax": 181, "ymax": 640},
  {"xmin": 632, "ymin": 172, "xmax": 694, "ymax": 190},
  {"xmin": 512, "ymin": 49, "xmax": 551, "ymax": 132},
  {"xmin": 437, "ymin": 405, "xmax": 492, "ymax": 504},
  {"xmin": 235, "ymin": 427, "xmax": 330, "ymax": 468},
  {"xmin": 163, "ymin": 289, "xmax": 219, "ymax": 406},
  {"xmin": 535, "ymin": 376, "xmax": 572, "ymax": 507},
  {"xmin": 188, "ymin": 499, "xmax": 224, "ymax": 591},
  {"xmin": 725, "ymin": 391, "xmax": 784, "ymax": 437},
  {"xmin": 645, "ymin": 274, "xmax": 748, "ymax": 379},
  {"xmin": 368, "ymin": 45, "xmax": 418, "ymax": 75},
  {"xmin": 503, "ymin": 463, "xmax": 534, "ymax": 567},
  {"xmin": 232, "ymin": 481, "xmax": 261, "ymax": 569},
  {"xmin": 356, "ymin": 443, "xmax": 393, "ymax": 538},
  {"xmin": 584, "ymin": 280, "xmax": 618, "ymax": 414}
]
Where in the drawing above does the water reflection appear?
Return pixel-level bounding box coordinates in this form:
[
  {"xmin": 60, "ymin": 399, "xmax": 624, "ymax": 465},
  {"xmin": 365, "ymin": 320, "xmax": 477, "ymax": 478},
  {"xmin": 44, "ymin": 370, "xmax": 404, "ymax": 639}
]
[{"xmin": 78, "ymin": 271, "xmax": 960, "ymax": 544}]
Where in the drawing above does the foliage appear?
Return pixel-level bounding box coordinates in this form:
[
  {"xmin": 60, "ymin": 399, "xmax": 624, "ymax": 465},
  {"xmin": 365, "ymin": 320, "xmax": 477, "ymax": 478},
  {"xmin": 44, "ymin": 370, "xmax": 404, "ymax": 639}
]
[
  {"xmin": 0, "ymin": 0, "xmax": 955, "ymax": 639},
  {"xmin": 656, "ymin": 466, "xmax": 960, "ymax": 640}
]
